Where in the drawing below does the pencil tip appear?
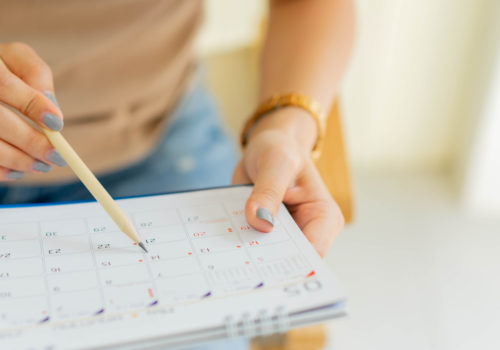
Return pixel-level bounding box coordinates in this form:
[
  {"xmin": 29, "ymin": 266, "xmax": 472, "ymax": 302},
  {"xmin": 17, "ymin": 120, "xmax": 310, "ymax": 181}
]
[{"xmin": 138, "ymin": 242, "xmax": 148, "ymax": 253}]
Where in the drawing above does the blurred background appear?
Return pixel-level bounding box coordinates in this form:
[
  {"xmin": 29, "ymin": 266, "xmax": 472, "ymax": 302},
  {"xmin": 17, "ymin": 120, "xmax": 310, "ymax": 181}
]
[{"xmin": 196, "ymin": 0, "xmax": 500, "ymax": 349}]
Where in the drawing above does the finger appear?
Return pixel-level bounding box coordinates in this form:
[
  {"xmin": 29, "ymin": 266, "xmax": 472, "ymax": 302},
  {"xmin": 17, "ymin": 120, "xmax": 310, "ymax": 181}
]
[
  {"xmin": 295, "ymin": 201, "xmax": 342, "ymax": 258},
  {"xmin": 245, "ymin": 151, "xmax": 300, "ymax": 233},
  {"xmin": 284, "ymin": 160, "xmax": 333, "ymax": 206},
  {"xmin": 0, "ymin": 42, "xmax": 54, "ymax": 93},
  {"xmin": 0, "ymin": 166, "xmax": 24, "ymax": 182},
  {"xmin": 0, "ymin": 139, "xmax": 51, "ymax": 174},
  {"xmin": 231, "ymin": 161, "xmax": 251, "ymax": 185},
  {"xmin": 285, "ymin": 162, "xmax": 344, "ymax": 256},
  {"xmin": 0, "ymin": 57, "xmax": 63, "ymax": 131},
  {"xmin": 287, "ymin": 196, "xmax": 343, "ymax": 257},
  {"xmin": 0, "ymin": 43, "xmax": 62, "ymax": 123},
  {"xmin": 0, "ymin": 105, "xmax": 65, "ymax": 167}
]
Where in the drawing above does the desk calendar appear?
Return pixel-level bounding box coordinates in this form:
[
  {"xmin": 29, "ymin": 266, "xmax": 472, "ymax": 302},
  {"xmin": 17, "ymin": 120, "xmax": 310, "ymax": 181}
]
[{"xmin": 0, "ymin": 186, "xmax": 346, "ymax": 349}]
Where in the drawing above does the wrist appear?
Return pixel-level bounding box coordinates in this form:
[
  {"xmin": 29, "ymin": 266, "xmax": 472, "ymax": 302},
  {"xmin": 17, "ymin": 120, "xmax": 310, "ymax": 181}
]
[{"xmin": 246, "ymin": 107, "xmax": 318, "ymax": 153}]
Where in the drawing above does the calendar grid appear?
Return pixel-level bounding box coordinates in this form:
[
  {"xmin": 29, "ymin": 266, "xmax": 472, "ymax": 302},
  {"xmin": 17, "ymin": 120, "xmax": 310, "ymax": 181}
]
[
  {"xmin": 84, "ymin": 218, "xmax": 107, "ymax": 314},
  {"xmin": 222, "ymin": 203, "xmax": 265, "ymax": 283},
  {"xmin": 36, "ymin": 221, "xmax": 52, "ymax": 320},
  {"xmin": 130, "ymin": 215, "xmax": 160, "ymax": 305},
  {"xmin": 175, "ymin": 207, "xmax": 213, "ymax": 294},
  {"xmin": 0, "ymin": 188, "xmax": 320, "ymax": 330},
  {"xmin": 0, "ymin": 186, "xmax": 347, "ymax": 350}
]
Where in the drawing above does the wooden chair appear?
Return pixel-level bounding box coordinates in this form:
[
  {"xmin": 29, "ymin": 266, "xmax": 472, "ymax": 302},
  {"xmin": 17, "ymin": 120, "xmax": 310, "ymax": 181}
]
[
  {"xmin": 250, "ymin": 100, "xmax": 354, "ymax": 350},
  {"xmin": 315, "ymin": 100, "xmax": 354, "ymax": 223},
  {"xmin": 210, "ymin": 14, "xmax": 354, "ymax": 348}
]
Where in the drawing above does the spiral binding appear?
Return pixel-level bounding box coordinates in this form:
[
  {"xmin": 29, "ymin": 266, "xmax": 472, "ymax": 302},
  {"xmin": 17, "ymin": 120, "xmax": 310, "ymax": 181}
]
[{"xmin": 224, "ymin": 306, "xmax": 290, "ymax": 338}]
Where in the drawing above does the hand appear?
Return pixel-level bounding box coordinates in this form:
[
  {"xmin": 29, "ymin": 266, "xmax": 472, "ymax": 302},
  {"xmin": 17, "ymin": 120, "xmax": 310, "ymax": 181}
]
[
  {"xmin": 0, "ymin": 42, "xmax": 66, "ymax": 181},
  {"xmin": 232, "ymin": 109, "xmax": 344, "ymax": 257}
]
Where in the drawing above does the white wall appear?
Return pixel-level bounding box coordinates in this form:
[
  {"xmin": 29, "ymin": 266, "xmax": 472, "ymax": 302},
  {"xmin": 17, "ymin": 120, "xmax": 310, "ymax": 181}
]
[
  {"xmin": 198, "ymin": 0, "xmax": 499, "ymax": 177},
  {"xmin": 196, "ymin": 0, "xmax": 266, "ymax": 55},
  {"xmin": 461, "ymin": 45, "xmax": 500, "ymax": 216},
  {"xmin": 340, "ymin": 0, "xmax": 497, "ymax": 170}
]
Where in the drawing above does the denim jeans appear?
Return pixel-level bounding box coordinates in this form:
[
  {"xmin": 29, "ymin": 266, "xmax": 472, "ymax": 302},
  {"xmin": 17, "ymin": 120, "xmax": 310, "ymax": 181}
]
[
  {"xmin": 0, "ymin": 78, "xmax": 248, "ymax": 350},
  {"xmin": 0, "ymin": 78, "xmax": 239, "ymax": 203}
]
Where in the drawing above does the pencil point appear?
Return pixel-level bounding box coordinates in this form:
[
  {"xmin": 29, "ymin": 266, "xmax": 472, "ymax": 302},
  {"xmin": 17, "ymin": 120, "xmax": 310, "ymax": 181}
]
[{"xmin": 138, "ymin": 242, "xmax": 148, "ymax": 253}]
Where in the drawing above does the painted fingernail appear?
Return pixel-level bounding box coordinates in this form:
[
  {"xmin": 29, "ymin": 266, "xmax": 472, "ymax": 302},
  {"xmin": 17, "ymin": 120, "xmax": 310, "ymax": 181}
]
[
  {"xmin": 257, "ymin": 208, "xmax": 274, "ymax": 226},
  {"xmin": 7, "ymin": 171, "xmax": 24, "ymax": 180},
  {"xmin": 33, "ymin": 161, "xmax": 52, "ymax": 173},
  {"xmin": 43, "ymin": 113, "xmax": 64, "ymax": 131},
  {"xmin": 46, "ymin": 150, "xmax": 66, "ymax": 167},
  {"xmin": 44, "ymin": 91, "xmax": 60, "ymax": 108}
]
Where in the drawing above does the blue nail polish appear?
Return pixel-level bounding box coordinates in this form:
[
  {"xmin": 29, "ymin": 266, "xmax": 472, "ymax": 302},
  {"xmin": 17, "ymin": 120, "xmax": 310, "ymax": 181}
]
[
  {"xmin": 47, "ymin": 150, "xmax": 66, "ymax": 167},
  {"xmin": 257, "ymin": 208, "xmax": 274, "ymax": 226},
  {"xmin": 43, "ymin": 113, "xmax": 64, "ymax": 131},
  {"xmin": 33, "ymin": 161, "xmax": 52, "ymax": 173},
  {"xmin": 7, "ymin": 171, "xmax": 24, "ymax": 180},
  {"xmin": 44, "ymin": 91, "xmax": 60, "ymax": 108}
]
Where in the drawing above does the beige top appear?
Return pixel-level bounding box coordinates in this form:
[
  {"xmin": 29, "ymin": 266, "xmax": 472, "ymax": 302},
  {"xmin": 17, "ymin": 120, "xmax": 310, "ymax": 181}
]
[{"xmin": 0, "ymin": 0, "xmax": 203, "ymax": 184}]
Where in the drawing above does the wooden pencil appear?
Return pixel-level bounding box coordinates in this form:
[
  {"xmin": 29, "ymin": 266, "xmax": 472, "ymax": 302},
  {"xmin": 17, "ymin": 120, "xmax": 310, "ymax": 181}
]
[{"xmin": 42, "ymin": 129, "xmax": 147, "ymax": 253}]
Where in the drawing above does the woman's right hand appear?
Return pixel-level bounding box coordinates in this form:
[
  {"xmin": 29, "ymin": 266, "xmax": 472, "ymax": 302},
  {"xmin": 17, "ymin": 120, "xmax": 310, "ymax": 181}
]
[{"xmin": 0, "ymin": 42, "xmax": 66, "ymax": 181}]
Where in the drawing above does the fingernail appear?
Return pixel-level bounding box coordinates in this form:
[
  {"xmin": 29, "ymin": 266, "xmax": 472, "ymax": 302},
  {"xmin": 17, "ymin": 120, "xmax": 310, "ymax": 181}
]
[
  {"xmin": 46, "ymin": 149, "xmax": 66, "ymax": 167},
  {"xmin": 43, "ymin": 113, "xmax": 64, "ymax": 131},
  {"xmin": 257, "ymin": 207, "xmax": 274, "ymax": 226},
  {"xmin": 7, "ymin": 171, "xmax": 24, "ymax": 180},
  {"xmin": 44, "ymin": 91, "xmax": 60, "ymax": 108},
  {"xmin": 33, "ymin": 161, "xmax": 52, "ymax": 173}
]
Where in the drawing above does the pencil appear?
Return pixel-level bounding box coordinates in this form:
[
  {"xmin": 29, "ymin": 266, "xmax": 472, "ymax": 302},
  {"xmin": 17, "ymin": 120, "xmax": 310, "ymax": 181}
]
[{"xmin": 42, "ymin": 129, "xmax": 148, "ymax": 253}]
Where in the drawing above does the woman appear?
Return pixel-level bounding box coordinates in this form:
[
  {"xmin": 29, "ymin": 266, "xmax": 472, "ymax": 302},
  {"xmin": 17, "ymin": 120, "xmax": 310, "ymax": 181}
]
[{"xmin": 0, "ymin": 0, "xmax": 354, "ymax": 347}]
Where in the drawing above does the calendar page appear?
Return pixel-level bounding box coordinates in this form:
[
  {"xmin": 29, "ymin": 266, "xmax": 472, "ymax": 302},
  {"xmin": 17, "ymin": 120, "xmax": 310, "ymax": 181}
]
[{"xmin": 0, "ymin": 186, "xmax": 345, "ymax": 350}]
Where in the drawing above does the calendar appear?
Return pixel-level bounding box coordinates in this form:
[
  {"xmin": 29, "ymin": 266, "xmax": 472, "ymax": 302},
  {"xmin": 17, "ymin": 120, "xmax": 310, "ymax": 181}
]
[{"xmin": 0, "ymin": 186, "xmax": 346, "ymax": 349}]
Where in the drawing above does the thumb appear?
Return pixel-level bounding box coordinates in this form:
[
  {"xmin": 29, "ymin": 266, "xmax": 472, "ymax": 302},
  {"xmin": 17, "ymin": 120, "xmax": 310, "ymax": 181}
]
[
  {"xmin": 245, "ymin": 155, "xmax": 298, "ymax": 232},
  {"xmin": 231, "ymin": 161, "xmax": 250, "ymax": 185}
]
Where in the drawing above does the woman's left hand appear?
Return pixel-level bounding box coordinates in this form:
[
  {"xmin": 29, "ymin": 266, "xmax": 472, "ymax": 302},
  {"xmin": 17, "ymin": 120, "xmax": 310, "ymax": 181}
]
[{"xmin": 232, "ymin": 109, "xmax": 344, "ymax": 257}]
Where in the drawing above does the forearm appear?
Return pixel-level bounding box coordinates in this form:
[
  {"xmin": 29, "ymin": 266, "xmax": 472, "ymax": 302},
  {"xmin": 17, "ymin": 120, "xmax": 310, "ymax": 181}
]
[{"xmin": 252, "ymin": 0, "xmax": 355, "ymax": 150}]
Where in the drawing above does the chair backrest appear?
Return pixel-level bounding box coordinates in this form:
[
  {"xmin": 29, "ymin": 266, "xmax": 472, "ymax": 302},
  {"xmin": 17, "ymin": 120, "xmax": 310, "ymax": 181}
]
[{"xmin": 314, "ymin": 101, "xmax": 354, "ymax": 223}]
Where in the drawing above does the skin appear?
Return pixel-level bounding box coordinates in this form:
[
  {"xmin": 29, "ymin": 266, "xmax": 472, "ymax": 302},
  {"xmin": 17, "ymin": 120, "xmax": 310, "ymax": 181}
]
[
  {"xmin": 0, "ymin": 42, "xmax": 64, "ymax": 179},
  {"xmin": 233, "ymin": 0, "xmax": 355, "ymax": 257},
  {"xmin": 0, "ymin": 0, "xmax": 355, "ymax": 257}
]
